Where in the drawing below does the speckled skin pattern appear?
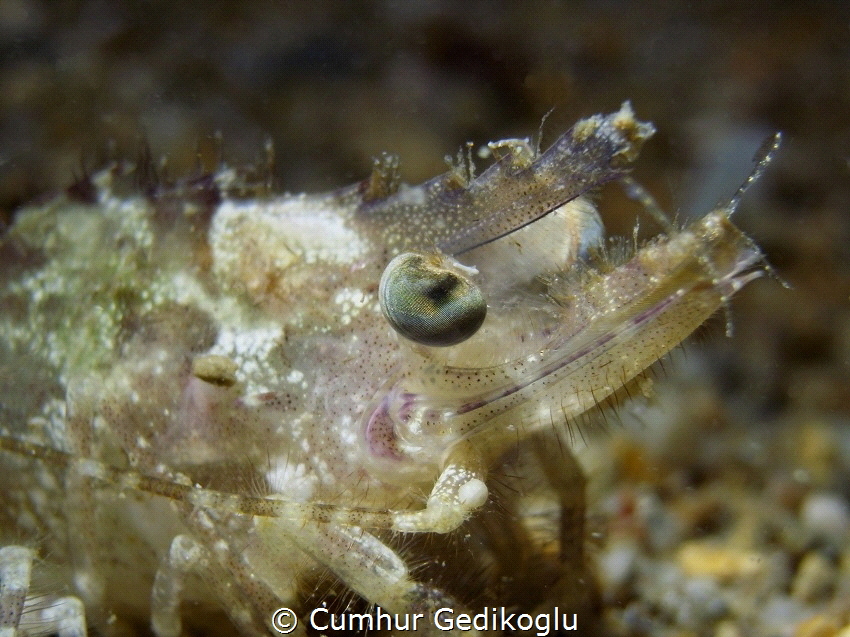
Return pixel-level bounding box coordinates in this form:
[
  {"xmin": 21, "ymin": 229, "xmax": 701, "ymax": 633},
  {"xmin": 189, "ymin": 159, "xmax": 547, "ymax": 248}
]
[{"xmin": 0, "ymin": 105, "xmax": 767, "ymax": 636}]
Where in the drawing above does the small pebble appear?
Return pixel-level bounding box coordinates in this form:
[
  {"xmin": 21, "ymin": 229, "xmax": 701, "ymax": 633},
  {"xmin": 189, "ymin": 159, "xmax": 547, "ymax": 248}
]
[
  {"xmin": 759, "ymin": 596, "xmax": 809, "ymax": 636},
  {"xmin": 794, "ymin": 614, "xmax": 839, "ymax": 637},
  {"xmin": 599, "ymin": 541, "xmax": 638, "ymax": 590},
  {"xmin": 676, "ymin": 541, "xmax": 763, "ymax": 581},
  {"xmin": 635, "ymin": 489, "xmax": 683, "ymax": 551},
  {"xmin": 791, "ymin": 552, "xmax": 836, "ymax": 602},
  {"xmin": 801, "ymin": 493, "xmax": 849, "ymax": 544},
  {"xmin": 715, "ymin": 620, "xmax": 742, "ymax": 637},
  {"xmin": 676, "ymin": 576, "xmax": 727, "ymax": 626}
]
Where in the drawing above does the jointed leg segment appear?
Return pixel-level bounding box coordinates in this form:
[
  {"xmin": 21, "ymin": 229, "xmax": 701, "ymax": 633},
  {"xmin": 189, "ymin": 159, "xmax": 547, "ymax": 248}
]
[
  {"xmin": 0, "ymin": 546, "xmax": 31, "ymax": 637},
  {"xmin": 0, "ymin": 546, "xmax": 87, "ymax": 637},
  {"xmin": 1, "ymin": 436, "xmax": 490, "ymax": 534}
]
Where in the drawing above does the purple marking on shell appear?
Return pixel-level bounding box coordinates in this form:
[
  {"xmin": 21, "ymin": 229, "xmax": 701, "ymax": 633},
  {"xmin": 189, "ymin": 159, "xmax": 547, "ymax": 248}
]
[
  {"xmin": 628, "ymin": 294, "xmax": 678, "ymax": 326},
  {"xmin": 364, "ymin": 395, "xmax": 403, "ymax": 460},
  {"xmin": 398, "ymin": 392, "xmax": 416, "ymax": 424}
]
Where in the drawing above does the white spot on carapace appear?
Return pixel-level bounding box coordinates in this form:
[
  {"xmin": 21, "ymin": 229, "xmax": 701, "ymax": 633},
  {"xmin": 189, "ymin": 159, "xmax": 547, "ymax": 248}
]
[
  {"xmin": 211, "ymin": 197, "xmax": 368, "ymax": 274},
  {"xmin": 208, "ymin": 325, "xmax": 282, "ymax": 393}
]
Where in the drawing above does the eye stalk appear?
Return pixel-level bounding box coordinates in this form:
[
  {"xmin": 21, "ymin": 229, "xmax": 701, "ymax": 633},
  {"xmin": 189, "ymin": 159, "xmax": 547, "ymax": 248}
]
[{"xmin": 379, "ymin": 252, "xmax": 487, "ymax": 347}]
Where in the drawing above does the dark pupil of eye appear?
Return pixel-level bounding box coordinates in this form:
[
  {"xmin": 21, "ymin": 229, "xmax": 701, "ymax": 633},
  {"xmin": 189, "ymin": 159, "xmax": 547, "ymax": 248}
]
[{"xmin": 425, "ymin": 274, "xmax": 458, "ymax": 304}]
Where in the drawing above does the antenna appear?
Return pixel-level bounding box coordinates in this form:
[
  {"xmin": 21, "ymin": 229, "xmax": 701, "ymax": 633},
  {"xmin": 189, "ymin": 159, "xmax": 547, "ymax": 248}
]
[{"xmin": 728, "ymin": 132, "xmax": 782, "ymax": 213}]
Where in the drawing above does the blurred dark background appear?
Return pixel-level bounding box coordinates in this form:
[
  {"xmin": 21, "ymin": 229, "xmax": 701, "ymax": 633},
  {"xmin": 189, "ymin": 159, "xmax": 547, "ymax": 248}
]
[{"xmin": 2, "ymin": 1, "xmax": 847, "ymax": 214}]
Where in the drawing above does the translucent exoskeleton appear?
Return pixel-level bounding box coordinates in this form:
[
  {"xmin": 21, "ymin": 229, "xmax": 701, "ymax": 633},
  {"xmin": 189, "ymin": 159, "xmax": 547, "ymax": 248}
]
[{"xmin": 0, "ymin": 104, "xmax": 776, "ymax": 636}]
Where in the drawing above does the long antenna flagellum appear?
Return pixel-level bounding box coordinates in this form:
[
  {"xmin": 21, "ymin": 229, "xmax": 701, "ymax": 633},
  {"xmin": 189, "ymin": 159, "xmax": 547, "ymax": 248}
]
[{"xmin": 728, "ymin": 132, "xmax": 782, "ymax": 213}]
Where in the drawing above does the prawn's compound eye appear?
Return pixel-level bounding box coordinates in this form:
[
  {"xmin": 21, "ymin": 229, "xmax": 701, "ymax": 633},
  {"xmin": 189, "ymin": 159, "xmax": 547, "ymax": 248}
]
[{"xmin": 379, "ymin": 252, "xmax": 486, "ymax": 347}]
